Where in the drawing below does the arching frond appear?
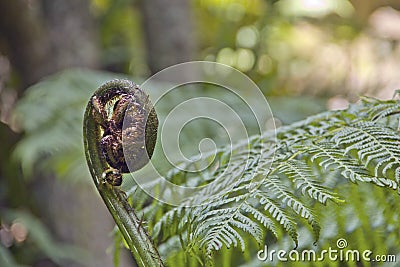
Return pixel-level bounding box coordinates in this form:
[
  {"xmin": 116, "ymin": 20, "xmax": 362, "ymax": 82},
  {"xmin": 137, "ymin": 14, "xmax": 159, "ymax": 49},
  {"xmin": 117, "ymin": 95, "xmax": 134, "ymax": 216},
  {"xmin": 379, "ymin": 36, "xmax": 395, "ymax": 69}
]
[{"xmin": 149, "ymin": 95, "xmax": 400, "ymax": 261}]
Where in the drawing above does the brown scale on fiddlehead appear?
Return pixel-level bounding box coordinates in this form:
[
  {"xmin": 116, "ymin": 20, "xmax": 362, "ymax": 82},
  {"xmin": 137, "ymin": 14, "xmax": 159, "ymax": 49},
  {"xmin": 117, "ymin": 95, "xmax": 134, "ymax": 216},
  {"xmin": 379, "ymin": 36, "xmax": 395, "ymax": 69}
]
[{"xmin": 89, "ymin": 80, "xmax": 158, "ymax": 186}]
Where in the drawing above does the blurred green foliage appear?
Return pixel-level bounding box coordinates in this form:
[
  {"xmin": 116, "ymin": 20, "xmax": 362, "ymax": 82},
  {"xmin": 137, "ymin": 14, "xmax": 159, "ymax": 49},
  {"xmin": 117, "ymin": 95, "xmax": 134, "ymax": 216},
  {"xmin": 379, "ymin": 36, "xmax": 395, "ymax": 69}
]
[
  {"xmin": 13, "ymin": 69, "xmax": 128, "ymax": 183},
  {"xmin": 1, "ymin": 209, "xmax": 89, "ymax": 267},
  {"xmin": 89, "ymin": 0, "xmax": 400, "ymax": 99}
]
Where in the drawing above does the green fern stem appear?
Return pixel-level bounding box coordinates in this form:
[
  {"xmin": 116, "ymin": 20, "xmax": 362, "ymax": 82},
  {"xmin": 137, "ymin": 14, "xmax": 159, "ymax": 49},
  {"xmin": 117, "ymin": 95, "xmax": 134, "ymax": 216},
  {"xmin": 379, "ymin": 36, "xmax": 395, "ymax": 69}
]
[{"xmin": 83, "ymin": 80, "xmax": 164, "ymax": 267}]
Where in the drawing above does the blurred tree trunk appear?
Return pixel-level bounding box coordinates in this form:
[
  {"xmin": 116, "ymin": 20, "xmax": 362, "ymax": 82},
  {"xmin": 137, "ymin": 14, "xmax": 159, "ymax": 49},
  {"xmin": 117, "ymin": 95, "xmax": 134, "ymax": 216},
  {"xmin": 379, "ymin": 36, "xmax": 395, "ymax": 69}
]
[
  {"xmin": 139, "ymin": 0, "xmax": 196, "ymax": 76},
  {"xmin": 41, "ymin": 0, "xmax": 99, "ymax": 71},
  {"xmin": 0, "ymin": 0, "xmax": 47, "ymax": 220},
  {"xmin": 0, "ymin": 1, "xmax": 131, "ymax": 266},
  {"xmin": 0, "ymin": 0, "xmax": 48, "ymax": 89}
]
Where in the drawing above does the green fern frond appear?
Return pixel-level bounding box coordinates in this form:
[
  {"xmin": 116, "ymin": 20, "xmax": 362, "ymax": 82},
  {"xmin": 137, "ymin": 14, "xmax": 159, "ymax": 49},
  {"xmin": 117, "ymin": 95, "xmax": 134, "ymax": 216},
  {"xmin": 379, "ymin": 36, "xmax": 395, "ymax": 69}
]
[
  {"xmin": 277, "ymin": 112, "xmax": 344, "ymax": 145},
  {"xmin": 332, "ymin": 122, "xmax": 400, "ymax": 188},
  {"xmin": 193, "ymin": 206, "xmax": 262, "ymax": 254},
  {"xmin": 150, "ymin": 96, "xmax": 400, "ymax": 260},
  {"xmin": 274, "ymin": 158, "xmax": 341, "ymax": 204},
  {"xmin": 359, "ymin": 96, "xmax": 400, "ymax": 121},
  {"xmin": 254, "ymin": 191, "xmax": 298, "ymax": 244},
  {"xmin": 152, "ymin": 207, "xmax": 184, "ymax": 239},
  {"xmin": 261, "ymin": 177, "xmax": 320, "ymax": 242},
  {"xmin": 240, "ymin": 202, "xmax": 279, "ymax": 238},
  {"xmin": 301, "ymin": 142, "xmax": 397, "ymax": 190}
]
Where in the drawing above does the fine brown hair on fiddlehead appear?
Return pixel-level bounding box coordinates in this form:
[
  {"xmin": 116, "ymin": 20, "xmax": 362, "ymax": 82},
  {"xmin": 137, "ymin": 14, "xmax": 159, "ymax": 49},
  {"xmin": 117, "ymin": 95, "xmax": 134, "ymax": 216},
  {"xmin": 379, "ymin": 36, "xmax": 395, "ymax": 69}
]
[{"xmin": 89, "ymin": 79, "xmax": 158, "ymax": 185}]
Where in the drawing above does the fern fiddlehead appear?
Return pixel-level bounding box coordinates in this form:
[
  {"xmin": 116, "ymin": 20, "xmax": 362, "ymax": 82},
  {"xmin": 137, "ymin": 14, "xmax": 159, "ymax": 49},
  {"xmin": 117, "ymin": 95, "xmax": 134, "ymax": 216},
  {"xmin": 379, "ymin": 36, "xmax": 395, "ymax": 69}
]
[{"xmin": 83, "ymin": 79, "xmax": 164, "ymax": 267}]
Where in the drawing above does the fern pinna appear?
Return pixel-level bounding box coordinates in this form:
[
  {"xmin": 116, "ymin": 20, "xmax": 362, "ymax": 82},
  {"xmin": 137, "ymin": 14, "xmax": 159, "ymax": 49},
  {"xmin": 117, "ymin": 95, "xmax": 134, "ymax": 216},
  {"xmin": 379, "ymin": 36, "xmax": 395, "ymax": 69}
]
[{"xmin": 128, "ymin": 95, "xmax": 400, "ymax": 265}]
